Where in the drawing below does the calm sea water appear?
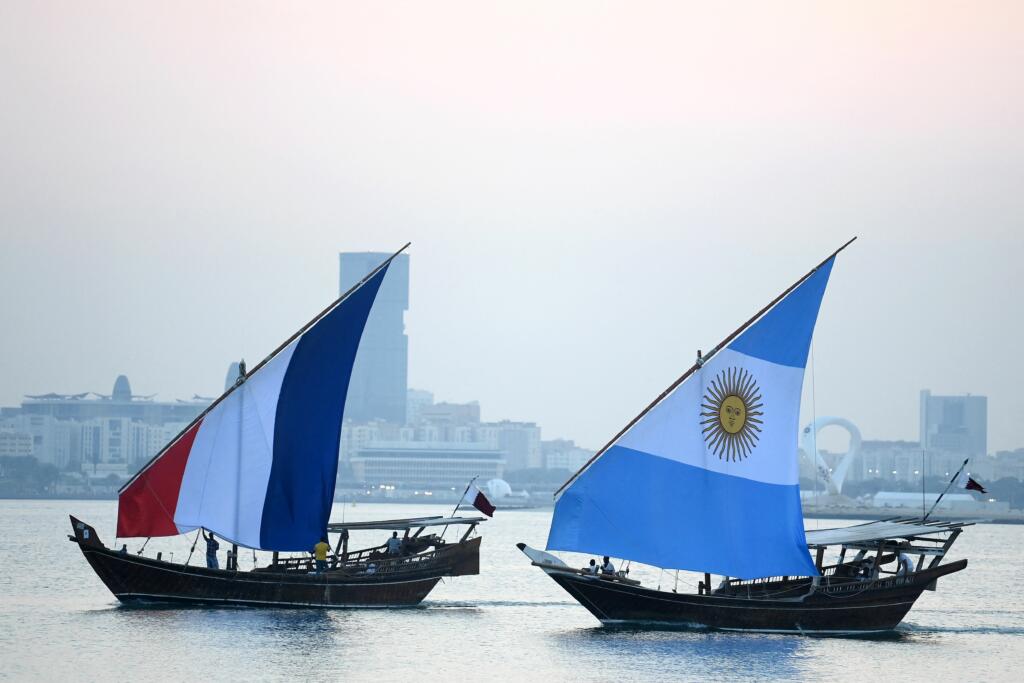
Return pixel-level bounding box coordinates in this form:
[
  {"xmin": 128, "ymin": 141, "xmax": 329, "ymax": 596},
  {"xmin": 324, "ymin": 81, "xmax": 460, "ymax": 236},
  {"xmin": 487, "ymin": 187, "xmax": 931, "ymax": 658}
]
[{"xmin": 1, "ymin": 500, "xmax": 1022, "ymax": 682}]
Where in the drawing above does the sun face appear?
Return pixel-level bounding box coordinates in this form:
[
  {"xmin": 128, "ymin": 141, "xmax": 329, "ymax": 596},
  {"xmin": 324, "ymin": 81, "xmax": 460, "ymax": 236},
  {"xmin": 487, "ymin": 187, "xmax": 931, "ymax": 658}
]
[{"xmin": 701, "ymin": 367, "xmax": 764, "ymax": 461}]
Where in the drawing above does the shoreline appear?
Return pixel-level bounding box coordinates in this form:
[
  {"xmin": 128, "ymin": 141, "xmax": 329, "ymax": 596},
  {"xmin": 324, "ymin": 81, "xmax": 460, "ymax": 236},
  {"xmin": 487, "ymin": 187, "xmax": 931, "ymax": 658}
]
[{"xmin": 7, "ymin": 495, "xmax": 1023, "ymax": 524}]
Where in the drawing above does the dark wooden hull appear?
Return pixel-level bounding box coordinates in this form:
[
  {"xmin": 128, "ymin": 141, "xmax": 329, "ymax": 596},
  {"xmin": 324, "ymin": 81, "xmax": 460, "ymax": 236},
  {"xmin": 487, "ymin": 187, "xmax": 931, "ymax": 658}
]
[
  {"xmin": 543, "ymin": 560, "xmax": 967, "ymax": 634},
  {"xmin": 71, "ymin": 516, "xmax": 479, "ymax": 608}
]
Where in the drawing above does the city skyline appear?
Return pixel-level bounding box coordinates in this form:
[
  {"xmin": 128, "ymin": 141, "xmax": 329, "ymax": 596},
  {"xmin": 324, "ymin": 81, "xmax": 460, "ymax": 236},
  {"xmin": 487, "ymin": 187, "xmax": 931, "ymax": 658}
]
[{"xmin": 2, "ymin": 245, "xmax": 1018, "ymax": 455}]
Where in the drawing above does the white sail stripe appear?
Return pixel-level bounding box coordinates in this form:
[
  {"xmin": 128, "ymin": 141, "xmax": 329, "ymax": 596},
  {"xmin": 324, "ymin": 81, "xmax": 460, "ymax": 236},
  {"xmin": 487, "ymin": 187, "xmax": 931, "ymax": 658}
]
[
  {"xmin": 174, "ymin": 342, "xmax": 298, "ymax": 545},
  {"xmin": 615, "ymin": 348, "xmax": 804, "ymax": 486}
]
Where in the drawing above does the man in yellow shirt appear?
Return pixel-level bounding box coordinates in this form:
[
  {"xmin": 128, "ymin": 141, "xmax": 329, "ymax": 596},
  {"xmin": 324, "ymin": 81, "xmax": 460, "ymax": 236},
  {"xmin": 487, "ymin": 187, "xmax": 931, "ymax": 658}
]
[{"xmin": 313, "ymin": 537, "xmax": 331, "ymax": 574}]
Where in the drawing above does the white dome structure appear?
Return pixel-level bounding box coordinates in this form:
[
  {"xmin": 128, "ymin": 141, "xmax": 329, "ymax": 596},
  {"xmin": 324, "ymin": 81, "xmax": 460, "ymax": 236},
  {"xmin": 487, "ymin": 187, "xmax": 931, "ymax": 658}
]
[{"xmin": 484, "ymin": 478, "xmax": 512, "ymax": 500}]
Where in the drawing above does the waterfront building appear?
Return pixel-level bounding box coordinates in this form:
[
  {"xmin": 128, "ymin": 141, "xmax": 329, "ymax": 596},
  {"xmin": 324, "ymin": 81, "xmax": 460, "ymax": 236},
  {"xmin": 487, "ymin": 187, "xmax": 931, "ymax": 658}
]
[
  {"xmin": 339, "ymin": 251, "xmax": 410, "ymax": 424},
  {"xmin": 919, "ymin": 390, "xmax": 987, "ymax": 455},
  {"xmin": 0, "ymin": 430, "xmax": 33, "ymax": 457},
  {"xmin": 406, "ymin": 388, "xmax": 434, "ymax": 424},
  {"xmin": 1, "ymin": 375, "xmax": 207, "ymax": 472},
  {"xmin": 967, "ymin": 449, "xmax": 1024, "ymax": 483},
  {"xmin": 478, "ymin": 420, "xmax": 542, "ymax": 470},
  {"xmin": 417, "ymin": 401, "xmax": 481, "ymax": 437},
  {"xmin": 871, "ymin": 491, "xmax": 1008, "ymax": 513},
  {"xmin": 842, "ymin": 440, "xmax": 981, "ymax": 485},
  {"xmin": 543, "ymin": 439, "xmax": 593, "ymax": 472},
  {"xmin": 350, "ymin": 441, "xmax": 505, "ymax": 487},
  {"xmin": 18, "ymin": 375, "xmax": 206, "ymax": 426},
  {"xmin": 0, "ymin": 414, "xmax": 76, "ymax": 468}
]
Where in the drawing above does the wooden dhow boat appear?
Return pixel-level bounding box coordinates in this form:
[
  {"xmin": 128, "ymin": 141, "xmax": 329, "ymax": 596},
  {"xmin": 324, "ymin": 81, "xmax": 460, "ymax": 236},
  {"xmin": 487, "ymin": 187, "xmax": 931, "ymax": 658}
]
[
  {"xmin": 519, "ymin": 517, "xmax": 969, "ymax": 633},
  {"xmin": 519, "ymin": 239, "xmax": 970, "ymax": 634},
  {"xmin": 70, "ymin": 244, "xmax": 486, "ymax": 607},
  {"xmin": 71, "ymin": 514, "xmax": 483, "ymax": 607}
]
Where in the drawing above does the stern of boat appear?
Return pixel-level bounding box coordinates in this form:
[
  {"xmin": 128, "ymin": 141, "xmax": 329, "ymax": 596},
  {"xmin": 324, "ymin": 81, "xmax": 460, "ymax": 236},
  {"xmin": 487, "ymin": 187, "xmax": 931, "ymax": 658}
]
[{"xmin": 444, "ymin": 535, "xmax": 483, "ymax": 576}]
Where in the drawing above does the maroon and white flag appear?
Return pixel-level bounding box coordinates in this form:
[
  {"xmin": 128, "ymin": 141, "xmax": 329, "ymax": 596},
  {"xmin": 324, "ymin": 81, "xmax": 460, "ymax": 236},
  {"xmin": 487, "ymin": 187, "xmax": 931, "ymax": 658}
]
[
  {"xmin": 957, "ymin": 472, "xmax": 987, "ymax": 494},
  {"xmin": 462, "ymin": 485, "xmax": 496, "ymax": 517}
]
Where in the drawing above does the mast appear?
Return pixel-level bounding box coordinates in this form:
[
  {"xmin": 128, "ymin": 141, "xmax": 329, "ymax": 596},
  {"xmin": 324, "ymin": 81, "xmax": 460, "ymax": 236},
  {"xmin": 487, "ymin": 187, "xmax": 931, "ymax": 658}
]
[
  {"xmin": 120, "ymin": 243, "xmax": 411, "ymax": 494},
  {"xmin": 554, "ymin": 237, "xmax": 857, "ymax": 498},
  {"xmin": 923, "ymin": 458, "xmax": 969, "ymax": 522}
]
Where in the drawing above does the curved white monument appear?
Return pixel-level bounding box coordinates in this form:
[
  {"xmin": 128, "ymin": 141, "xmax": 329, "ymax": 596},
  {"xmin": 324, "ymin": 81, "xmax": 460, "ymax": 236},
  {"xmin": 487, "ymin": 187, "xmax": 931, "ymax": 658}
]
[{"xmin": 799, "ymin": 416, "xmax": 862, "ymax": 495}]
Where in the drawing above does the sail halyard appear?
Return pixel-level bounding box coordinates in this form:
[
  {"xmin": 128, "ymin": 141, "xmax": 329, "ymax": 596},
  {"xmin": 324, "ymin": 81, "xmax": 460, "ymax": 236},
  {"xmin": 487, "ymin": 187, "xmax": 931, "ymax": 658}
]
[
  {"xmin": 116, "ymin": 244, "xmax": 409, "ymax": 550},
  {"xmin": 546, "ymin": 239, "xmax": 854, "ymax": 579}
]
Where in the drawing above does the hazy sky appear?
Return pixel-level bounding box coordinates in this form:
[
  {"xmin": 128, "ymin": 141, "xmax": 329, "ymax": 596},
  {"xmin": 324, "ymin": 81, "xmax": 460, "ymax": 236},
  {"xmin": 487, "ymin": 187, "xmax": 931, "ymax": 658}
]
[{"xmin": 2, "ymin": 1, "xmax": 1021, "ymax": 453}]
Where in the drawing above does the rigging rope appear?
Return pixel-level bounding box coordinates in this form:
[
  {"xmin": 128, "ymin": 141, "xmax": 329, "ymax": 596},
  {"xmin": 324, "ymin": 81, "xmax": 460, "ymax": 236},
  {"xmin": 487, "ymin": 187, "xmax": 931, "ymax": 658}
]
[
  {"xmin": 185, "ymin": 529, "xmax": 200, "ymax": 566},
  {"xmin": 811, "ymin": 340, "xmax": 820, "ymax": 530},
  {"xmin": 136, "ymin": 537, "xmax": 151, "ymax": 555}
]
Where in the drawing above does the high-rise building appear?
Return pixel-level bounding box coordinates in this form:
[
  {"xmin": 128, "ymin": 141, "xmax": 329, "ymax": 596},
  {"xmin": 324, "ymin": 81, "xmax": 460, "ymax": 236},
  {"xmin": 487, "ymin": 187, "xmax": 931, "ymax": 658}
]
[
  {"xmin": 339, "ymin": 252, "xmax": 410, "ymax": 423},
  {"xmin": 919, "ymin": 390, "xmax": 987, "ymax": 456},
  {"xmin": 406, "ymin": 388, "xmax": 434, "ymax": 425}
]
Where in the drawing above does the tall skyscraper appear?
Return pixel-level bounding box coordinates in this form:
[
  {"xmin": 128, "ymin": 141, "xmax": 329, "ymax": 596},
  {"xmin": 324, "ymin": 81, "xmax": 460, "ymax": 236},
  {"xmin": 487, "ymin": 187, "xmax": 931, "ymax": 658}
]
[
  {"xmin": 339, "ymin": 252, "xmax": 410, "ymax": 424},
  {"xmin": 919, "ymin": 390, "xmax": 987, "ymax": 455}
]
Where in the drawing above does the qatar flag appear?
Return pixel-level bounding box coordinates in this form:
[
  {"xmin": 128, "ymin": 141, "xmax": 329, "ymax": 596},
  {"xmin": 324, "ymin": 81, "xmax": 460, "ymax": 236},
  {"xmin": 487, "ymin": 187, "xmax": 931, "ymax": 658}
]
[
  {"xmin": 463, "ymin": 485, "xmax": 496, "ymax": 517},
  {"xmin": 957, "ymin": 472, "xmax": 987, "ymax": 494}
]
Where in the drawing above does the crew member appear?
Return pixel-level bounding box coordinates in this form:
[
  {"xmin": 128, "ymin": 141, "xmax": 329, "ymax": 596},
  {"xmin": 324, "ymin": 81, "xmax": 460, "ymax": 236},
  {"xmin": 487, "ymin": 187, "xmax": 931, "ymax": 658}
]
[
  {"xmin": 386, "ymin": 531, "xmax": 403, "ymax": 555},
  {"xmin": 313, "ymin": 537, "xmax": 331, "ymax": 574},
  {"xmin": 897, "ymin": 551, "xmax": 915, "ymax": 575},
  {"xmin": 582, "ymin": 559, "xmax": 598, "ymax": 575},
  {"xmin": 601, "ymin": 556, "xmax": 616, "ymax": 576},
  {"xmin": 202, "ymin": 529, "xmax": 220, "ymax": 569}
]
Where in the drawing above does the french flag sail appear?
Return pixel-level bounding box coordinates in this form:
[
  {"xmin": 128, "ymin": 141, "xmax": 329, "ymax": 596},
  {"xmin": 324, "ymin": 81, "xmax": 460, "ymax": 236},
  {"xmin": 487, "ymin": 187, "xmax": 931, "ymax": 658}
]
[
  {"xmin": 117, "ymin": 249, "xmax": 402, "ymax": 551},
  {"xmin": 547, "ymin": 245, "xmax": 848, "ymax": 580}
]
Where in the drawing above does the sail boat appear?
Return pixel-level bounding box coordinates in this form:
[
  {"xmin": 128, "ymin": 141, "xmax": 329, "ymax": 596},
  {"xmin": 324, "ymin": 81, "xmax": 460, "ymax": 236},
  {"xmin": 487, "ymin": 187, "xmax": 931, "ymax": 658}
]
[
  {"xmin": 69, "ymin": 245, "xmax": 486, "ymax": 607},
  {"xmin": 518, "ymin": 239, "xmax": 970, "ymax": 634}
]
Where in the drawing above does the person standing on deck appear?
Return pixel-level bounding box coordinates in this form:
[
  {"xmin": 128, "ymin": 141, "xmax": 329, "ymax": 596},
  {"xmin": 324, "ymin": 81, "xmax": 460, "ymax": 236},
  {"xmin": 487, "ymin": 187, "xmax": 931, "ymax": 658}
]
[
  {"xmin": 314, "ymin": 537, "xmax": 331, "ymax": 574},
  {"xmin": 386, "ymin": 531, "xmax": 403, "ymax": 555},
  {"xmin": 897, "ymin": 550, "xmax": 915, "ymax": 575},
  {"xmin": 201, "ymin": 529, "xmax": 220, "ymax": 569}
]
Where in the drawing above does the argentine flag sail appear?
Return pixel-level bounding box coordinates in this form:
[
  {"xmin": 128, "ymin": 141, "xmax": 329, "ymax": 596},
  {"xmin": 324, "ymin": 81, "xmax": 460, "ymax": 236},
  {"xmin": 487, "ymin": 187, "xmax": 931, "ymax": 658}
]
[
  {"xmin": 547, "ymin": 256, "xmax": 837, "ymax": 579},
  {"xmin": 117, "ymin": 254, "xmax": 395, "ymax": 551}
]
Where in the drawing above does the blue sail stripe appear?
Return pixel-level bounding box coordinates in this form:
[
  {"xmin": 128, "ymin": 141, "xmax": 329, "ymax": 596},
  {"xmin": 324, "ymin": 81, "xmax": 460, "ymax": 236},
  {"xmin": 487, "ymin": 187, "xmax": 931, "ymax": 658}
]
[
  {"xmin": 547, "ymin": 445, "xmax": 818, "ymax": 579},
  {"xmin": 727, "ymin": 257, "xmax": 834, "ymax": 368},
  {"xmin": 259, "ymin": 265, "xmax": 389, "ymax": 550}
]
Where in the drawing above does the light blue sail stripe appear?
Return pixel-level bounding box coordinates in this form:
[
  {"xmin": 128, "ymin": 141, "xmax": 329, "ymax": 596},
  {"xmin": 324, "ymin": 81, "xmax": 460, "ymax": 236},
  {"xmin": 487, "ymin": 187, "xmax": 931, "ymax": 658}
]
[{"xmin": 547, "ymin": 445, "xmax": 817, "ymax": 579}]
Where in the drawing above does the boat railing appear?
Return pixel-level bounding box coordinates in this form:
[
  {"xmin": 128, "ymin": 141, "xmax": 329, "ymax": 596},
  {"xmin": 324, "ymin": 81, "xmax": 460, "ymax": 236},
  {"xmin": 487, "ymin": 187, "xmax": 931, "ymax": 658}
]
[
  {"xmin": 718, "ymin": 561, "xmax": 865, "ymax": 593},
  {"xmin": 262, "ymin": 543, "xmax": 451, "ymax": 575},
  {"xmin": 719, "ymin": 555, "xmax": 935, "ymax": 598}
]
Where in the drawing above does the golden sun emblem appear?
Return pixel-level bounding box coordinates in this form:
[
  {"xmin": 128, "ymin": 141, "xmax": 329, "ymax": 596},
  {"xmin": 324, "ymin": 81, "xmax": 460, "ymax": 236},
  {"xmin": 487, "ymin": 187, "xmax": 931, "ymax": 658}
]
[{"xmin": 701, "ymin": 367, "xmax": 764, "ymax": 461}]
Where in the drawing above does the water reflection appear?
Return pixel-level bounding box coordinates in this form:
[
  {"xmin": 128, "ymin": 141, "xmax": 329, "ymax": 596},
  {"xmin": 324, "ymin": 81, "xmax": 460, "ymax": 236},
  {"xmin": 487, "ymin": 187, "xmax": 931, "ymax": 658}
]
[{"xmin": 549, "ymin": 626, "xmax": 809, "ymax": 680}]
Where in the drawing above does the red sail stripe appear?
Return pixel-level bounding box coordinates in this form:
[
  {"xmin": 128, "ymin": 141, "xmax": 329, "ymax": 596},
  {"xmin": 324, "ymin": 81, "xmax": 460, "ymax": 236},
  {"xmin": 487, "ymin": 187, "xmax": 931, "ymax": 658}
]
[{"xmin": 116, "ymin": 420, "xmax": 202, "ymax": 538}]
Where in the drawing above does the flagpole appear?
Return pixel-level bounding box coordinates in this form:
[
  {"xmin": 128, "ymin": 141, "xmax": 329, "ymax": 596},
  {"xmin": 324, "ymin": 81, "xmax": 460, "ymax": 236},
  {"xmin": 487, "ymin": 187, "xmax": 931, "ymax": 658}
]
[
  {"xmin": 923, "ymin": 458, "xmax": 969, "ymax": 522},
  {"xmin": 440, "ymin": 476, "xmax": 478, "ymax": 541},
  {"xmin": 555, "ymin": 236, "xmax": 858, "ymax": 499},
  {"xmin": 119, "ymin": 242, "xmax": 411, "ymax": 493},
  {"xmin": 451, "ymin": 476, "xmax": 479, "ymax": 518}
]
